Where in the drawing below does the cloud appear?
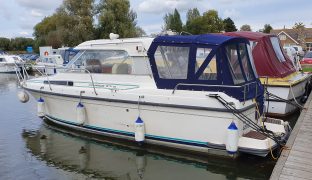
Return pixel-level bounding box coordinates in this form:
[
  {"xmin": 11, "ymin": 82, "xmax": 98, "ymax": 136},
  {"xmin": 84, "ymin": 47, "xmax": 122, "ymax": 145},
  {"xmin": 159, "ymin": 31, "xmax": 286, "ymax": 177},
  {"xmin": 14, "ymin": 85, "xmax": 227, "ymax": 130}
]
[
  {"xmin": 19, "ymin": 31, "xmax": 30, "ymax": 36},
  {"xmin": 141, "ymin": 23, "xmax": 163, "ymax": 34},
  {"xmin": 30, "ymin": 9, "xmax": 43, "ymax": 17},
  {"xmin": 15, "ymin": 0, "xmax": 62, "ymax": 11},
  {"xmin": 0, "ymin": 1, "xmax": 13, "ymax": 20},
  {"xmin": 223, "ymin": 9, "xmax": 240, "ymax": 19},
  {"xmin": 138, "ymin": 0, "xmax": 203, "ymax": 14}
]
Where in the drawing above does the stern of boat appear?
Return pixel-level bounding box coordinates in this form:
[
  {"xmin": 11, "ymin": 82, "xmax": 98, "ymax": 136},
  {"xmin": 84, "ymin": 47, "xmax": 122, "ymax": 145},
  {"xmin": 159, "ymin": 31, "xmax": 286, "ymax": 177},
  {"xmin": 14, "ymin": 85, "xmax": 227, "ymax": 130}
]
[{"xmin": 238, "ymin": 118, "xmax": 291, "ymax": 157}]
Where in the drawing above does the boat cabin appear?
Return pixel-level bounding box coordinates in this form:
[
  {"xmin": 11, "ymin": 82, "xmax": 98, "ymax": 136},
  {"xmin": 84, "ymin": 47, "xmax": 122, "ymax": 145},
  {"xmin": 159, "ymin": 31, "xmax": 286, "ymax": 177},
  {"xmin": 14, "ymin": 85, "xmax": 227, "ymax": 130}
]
[
  {"xmin": 147, "ymin": 34, "xmax": 264, "ymax": 102},
  {"xmin": 224, "ymin": 32, "xmax": 296, "ymax": 78},
  {"xmin": 66, "ymin": 38, "xmax": 154, "ymax": 75}
]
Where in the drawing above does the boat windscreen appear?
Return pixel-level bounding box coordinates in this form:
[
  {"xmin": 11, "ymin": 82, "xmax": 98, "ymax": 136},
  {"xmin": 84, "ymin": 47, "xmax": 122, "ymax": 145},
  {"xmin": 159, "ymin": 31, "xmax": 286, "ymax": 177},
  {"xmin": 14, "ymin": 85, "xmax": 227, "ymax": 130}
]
[{"xmin": 66, "ymin": 50, "xmax": 133, "ymax": 74}]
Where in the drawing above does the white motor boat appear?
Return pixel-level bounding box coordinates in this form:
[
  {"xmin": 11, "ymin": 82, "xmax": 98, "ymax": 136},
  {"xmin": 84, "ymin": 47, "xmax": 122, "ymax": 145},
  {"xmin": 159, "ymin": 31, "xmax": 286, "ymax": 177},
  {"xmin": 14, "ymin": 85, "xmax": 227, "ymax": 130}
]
[
  {"xmin": 18, "ymin": 34, "xmax": 290, "ymax": 157},
  {"xmin": 0, "ymin": 55, "xmax": 25, "ymax": 73}
]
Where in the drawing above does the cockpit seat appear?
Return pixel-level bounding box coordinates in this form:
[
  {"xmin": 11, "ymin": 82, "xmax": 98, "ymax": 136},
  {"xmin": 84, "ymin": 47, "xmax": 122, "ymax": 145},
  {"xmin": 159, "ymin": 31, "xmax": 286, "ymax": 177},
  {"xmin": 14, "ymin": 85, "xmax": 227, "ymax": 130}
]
[
  {"xmin": 112, "ymin": 63, "xmax": 130, "ymax": 74},
  {"xmin": 86, "ymin": 59, "xmax": 102, "ymax": 73}
]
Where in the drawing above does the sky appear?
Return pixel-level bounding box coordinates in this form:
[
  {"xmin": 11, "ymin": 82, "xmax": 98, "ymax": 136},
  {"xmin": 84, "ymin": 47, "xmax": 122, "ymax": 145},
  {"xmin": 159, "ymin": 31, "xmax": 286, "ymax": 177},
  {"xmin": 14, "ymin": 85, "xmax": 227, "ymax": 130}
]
[{"xmin": 0, "ymin": 0, "xmax": 311, "ymax": 38}]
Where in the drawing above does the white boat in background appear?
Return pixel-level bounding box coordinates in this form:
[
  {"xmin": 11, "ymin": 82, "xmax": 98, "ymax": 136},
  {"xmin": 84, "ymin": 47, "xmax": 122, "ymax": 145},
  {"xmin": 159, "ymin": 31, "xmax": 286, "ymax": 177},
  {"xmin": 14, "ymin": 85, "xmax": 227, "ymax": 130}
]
[
  {"xmin": 0, "ymin": 55, "xmax": 25, "ymax": 73},
  {"xmin": 17, "ymin": 34, "xmax": 290, "ymax": 157},
  {"xmin": 33, "ymin": 55, "xmax": 64, "ymax": 75}
]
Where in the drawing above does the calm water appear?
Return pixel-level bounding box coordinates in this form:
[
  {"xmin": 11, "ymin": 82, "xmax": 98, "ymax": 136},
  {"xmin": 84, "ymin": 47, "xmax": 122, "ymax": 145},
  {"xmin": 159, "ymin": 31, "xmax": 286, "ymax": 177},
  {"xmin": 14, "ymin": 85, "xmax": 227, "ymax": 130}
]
[{"xmin": 0, "ymin": 74, "xmax": 298, "ymax": 180}]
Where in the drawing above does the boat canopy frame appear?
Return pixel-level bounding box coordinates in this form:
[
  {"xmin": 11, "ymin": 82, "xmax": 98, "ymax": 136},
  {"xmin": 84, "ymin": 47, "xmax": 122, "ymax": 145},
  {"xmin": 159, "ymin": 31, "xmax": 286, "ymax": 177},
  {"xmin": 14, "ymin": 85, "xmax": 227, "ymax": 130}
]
[{"xmin": 147, "ymin": 34, "xmax": 264, "ymax": 102}]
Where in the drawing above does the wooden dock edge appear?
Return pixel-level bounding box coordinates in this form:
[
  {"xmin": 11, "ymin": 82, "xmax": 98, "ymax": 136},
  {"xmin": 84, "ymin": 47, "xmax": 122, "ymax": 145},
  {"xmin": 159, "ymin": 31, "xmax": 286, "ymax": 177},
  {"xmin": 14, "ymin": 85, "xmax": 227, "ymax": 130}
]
[{"xmin": 270, "ymin": 93, "xmax": 312, "ymax": 180}]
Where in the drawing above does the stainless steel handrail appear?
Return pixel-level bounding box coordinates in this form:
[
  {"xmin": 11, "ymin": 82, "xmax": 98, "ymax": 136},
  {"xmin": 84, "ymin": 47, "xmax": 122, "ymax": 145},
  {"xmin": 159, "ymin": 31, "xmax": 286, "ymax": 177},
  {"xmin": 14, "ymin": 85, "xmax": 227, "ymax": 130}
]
[
  {"xmin": 172, "ymin": 81, "xmax": 259, "ymax": 103},
  {"xmin": 172, "ymin": 81, "xmax": 257, "ymax": 94},
  {"xmin": 39, "ymin": 65, "xmax": 98, "ymax": 95},
  {"xmin": 14, "ymin": 62, "xmax": 29, "ymax": 87}
]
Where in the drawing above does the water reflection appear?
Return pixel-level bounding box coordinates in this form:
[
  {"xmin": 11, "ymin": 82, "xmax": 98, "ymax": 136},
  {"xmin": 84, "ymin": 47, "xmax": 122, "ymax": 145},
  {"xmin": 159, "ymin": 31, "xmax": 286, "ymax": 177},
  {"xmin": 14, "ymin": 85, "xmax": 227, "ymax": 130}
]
[
  {"xmin": 0, "ymin": 74, "xmax": 18, "ymax": 93},
  {"xmin": 22, "ymin": 123, "xmax": 274, "ymax": 180}
]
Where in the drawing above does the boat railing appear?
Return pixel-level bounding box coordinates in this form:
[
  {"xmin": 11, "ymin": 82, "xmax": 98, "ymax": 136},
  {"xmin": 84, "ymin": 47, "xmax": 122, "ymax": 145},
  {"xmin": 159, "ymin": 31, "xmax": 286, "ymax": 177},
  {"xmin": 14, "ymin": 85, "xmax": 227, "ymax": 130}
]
[
  {"xmin": 172, "ymin": 81, "xmax": 258, "ymax": 102},
  {"xmin": 38, "ymin": 65, "xmax": 98, "ymax": 95},
  {"xmin": 15, "ymin": 62, "xmax": 30, "ymax": 87}
]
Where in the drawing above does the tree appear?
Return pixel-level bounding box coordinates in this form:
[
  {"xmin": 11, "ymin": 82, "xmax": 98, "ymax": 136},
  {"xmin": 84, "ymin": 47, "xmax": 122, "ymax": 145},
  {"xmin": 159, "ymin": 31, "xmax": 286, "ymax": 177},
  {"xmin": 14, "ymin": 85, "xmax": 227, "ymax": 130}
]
[
  {"xmin": 293, "ymin": 22, "xmax": 306, "ymax": 48},
  {"xmin": 163, "ymin": 8, "xmax": 183, "ymax": 32},
  {"xmin": 135, "ymin": 27, "xmax": 146, "ymax": 37},
  {"xmin": 33, "ymin": 0, "xmax": 95, "ymax": 48},
  {"xmin": 223, "ymin": 17, "xmax": 237, "ymax": 32},
  {"xmin": 240, "ymin": 24, "xmax": 252, "ymax": 31},
  {"xmin": 184, "ymin": 9, "xmax": 224, "ymax": 35},
  {"xmin": 0, "ymin": 38, "xmax": 11, "ymax": 51},
  {"xmin": 201, "ymin": 10, "xmax": 224, "ymax": 33},
  {"xmin": 97, "ymin": 0, "xmax": 139, "ymax": 39},
  {"xmin": 263, "ymin": 24, "xmax": 273, "ymax": 33},
  {"xmin": 186, "ymin": 8, "xmax": 200, "ymax": 24}
]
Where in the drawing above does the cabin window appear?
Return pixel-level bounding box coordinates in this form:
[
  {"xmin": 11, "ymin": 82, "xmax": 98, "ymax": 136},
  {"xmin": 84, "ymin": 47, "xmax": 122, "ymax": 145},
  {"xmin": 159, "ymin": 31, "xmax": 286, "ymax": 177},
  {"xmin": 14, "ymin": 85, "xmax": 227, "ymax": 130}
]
[
  {"xmin": 247, "ymin": 44, "xmax": 258, "ymax": 78},
  {"xmin": 154, "ymin": 46, "xmax": 189, "ymax": 79},
  {"xmin": 239, "ymin": 43, "xmax": 254, "ymax": 81},
  {"xmin": 270, "ymin": 37, "xmax": 286, "ymax": 62},
  {"xmin": 226, "ymin": 44, "xmax": 245, "ymax": 84},
  {"xmin": 249, "ymin": 41, "xmax": 258, "ymax": 50},
  {"xmin": 68, "ymin": 50, "xmax": 132, "ymax": 74},
  {"xmin": 195, "ymin": 48, "xmax": 217, "ymax": 80}
]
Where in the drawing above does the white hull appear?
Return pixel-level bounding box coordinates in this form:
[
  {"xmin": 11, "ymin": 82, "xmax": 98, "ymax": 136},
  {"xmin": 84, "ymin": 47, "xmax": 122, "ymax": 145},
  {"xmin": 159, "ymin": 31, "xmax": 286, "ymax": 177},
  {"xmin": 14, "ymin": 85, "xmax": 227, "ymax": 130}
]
[
  {"xmin": 0, "ymin": 63, "xmax": 18, "ymax": 73},
  {"xmin": 23, "ymin": 73, "xmax": 290, "ymax": 157},
  {"xmin": 265, "ymin": 76, "xmax": 309, "ymax": 116}
]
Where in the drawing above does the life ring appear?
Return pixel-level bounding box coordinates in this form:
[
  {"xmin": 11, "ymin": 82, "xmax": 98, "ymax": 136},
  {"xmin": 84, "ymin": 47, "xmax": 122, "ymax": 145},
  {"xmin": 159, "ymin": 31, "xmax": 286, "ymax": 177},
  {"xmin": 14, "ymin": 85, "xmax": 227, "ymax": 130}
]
[{"xmin": 44, "ymin": 51, "xmax": 49, "ymax": 56}]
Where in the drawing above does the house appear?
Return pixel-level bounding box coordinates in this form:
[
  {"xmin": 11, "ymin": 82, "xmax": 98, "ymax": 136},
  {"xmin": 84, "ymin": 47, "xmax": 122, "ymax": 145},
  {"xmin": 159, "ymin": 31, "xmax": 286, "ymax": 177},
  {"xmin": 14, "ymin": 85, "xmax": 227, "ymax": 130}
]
[{"xmin": 270, "ymin": 28, "xmax": 312, "ymax": 51}]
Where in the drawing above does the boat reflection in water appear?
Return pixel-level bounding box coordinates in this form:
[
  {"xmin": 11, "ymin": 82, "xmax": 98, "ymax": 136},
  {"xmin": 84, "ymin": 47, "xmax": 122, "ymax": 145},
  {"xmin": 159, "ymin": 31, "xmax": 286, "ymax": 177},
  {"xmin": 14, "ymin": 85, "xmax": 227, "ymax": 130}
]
[
  {"xmin": 0, "ymin": 74, "xmax": 19, "ymax": 94},
  {"xmin": 22, "ymin": 121, "xmax": 274, "ymax": 180}
]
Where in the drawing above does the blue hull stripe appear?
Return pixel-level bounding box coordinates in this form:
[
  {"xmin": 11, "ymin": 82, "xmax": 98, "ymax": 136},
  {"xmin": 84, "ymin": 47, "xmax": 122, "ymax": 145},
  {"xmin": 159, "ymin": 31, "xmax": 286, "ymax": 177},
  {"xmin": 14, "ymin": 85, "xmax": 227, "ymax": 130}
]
[{"xmin": 46, "ymin": 115, "xmax": 208, "ymax": 148}]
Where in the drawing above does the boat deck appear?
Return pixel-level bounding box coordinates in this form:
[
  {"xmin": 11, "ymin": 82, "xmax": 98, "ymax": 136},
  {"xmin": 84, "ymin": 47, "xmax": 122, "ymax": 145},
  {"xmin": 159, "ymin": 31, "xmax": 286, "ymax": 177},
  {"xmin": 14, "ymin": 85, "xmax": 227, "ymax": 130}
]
[{"xmin": 270, "ymin": 92, "xmax": 312, "ymax": 179}]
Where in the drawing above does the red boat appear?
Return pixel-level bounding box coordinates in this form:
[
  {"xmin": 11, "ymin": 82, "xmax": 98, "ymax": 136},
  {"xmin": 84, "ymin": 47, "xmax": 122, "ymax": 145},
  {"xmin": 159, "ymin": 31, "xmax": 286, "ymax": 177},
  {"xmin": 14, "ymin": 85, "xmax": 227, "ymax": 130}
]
[{"xmin": 224, "ymin": 31, "xmax": 312, "ymax": 116}]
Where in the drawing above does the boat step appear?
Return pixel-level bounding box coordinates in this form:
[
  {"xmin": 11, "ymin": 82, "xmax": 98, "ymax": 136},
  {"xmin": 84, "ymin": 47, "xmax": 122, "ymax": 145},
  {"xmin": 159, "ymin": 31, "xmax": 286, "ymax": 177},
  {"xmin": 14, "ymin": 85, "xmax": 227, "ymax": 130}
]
[
  {"xmin": 243, "ymin": 131, "xmax": 267, "ymax": 140},
  {"xmin": 264, "ymin": 118, "xmax": 281, "ymax": 125}
]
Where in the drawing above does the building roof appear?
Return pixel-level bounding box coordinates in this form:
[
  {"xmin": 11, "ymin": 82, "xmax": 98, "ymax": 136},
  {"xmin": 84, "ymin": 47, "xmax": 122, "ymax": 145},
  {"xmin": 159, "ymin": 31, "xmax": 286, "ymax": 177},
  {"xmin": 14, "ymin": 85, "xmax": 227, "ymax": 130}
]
[{"xmin": 270, "ymin": 28, "xmax": 312, "ymax": 42}]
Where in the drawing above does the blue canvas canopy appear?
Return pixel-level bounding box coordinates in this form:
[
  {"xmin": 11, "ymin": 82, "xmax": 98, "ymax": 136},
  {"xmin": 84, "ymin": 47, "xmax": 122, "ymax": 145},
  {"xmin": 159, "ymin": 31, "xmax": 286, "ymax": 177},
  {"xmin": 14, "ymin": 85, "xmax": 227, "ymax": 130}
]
[{"xmin": 147, "ymin": 34, "xmax": 264, "ymax": 107}]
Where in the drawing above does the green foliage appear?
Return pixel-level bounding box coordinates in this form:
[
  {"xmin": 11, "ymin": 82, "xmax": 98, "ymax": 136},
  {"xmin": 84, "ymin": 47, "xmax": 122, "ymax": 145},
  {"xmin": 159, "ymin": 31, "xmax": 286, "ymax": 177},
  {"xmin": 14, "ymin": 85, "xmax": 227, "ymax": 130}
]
[
  {"xmin": 223, "ymin": 17, "xmax": 237, "ymax": 32},
  {"xmin": 186, "ymin": 8, "xmax": 200, "ymax": 23},
  {"xmin": 0, "ymin": 37, "xmax": 34, "ymax": 51},
  {"xmin": 183, "ymin": 9, "xmax": 224, "ymax": 35},
  {"xmin": 97, "ymin": 0, "xmax": 139, "ymax": 39},
  {"xmin": 0, "ymin": 38, "xmax": 11, "ymax": 51},
  {"xmin": 240, "ymin": 24, "xmax": 252, "ymax": 31},
  {"xmin": 164, "ymin": 9, "xmax": 183, "ymax": 32},
  {"xmin": 33, "ymin": 0, "xmax": 95, "ymax": 49},
  {"xmin": 263, "ymin": 24, "xmax": 273, "ymax": 33}
]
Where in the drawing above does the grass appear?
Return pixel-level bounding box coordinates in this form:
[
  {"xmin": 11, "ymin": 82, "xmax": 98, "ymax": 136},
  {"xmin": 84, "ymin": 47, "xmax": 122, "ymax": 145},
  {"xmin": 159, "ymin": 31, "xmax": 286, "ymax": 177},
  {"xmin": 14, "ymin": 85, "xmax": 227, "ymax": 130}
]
[{"xmin": 302, "ymin": 67, "xmax": 312, "ymax": 72}]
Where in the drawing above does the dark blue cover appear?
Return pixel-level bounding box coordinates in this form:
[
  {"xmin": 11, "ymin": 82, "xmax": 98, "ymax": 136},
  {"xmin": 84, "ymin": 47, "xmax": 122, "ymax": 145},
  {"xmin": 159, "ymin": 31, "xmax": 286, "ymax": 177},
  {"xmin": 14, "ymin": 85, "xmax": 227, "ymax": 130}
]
[
  {"xmin": 147, "ymin": 34, "xmax": 264, "ymax": 113},
  {"xmin": 152, "ymin": 34, "xmax": 235, "ymax": 46}
]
